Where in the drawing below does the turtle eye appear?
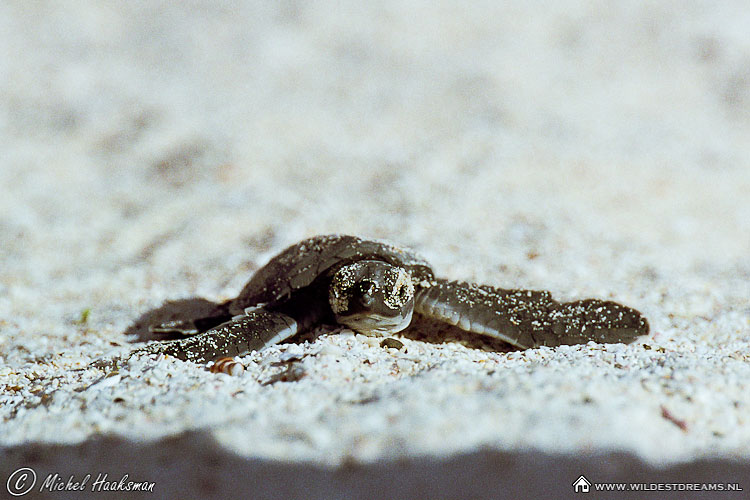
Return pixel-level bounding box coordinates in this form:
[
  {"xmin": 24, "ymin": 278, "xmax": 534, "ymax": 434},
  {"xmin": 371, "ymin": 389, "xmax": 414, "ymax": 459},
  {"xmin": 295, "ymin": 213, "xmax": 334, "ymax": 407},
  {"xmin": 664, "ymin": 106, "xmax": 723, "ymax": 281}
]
[{"xmin": 398, "ymin": 285, "xmax": 409, "ymax": 301}]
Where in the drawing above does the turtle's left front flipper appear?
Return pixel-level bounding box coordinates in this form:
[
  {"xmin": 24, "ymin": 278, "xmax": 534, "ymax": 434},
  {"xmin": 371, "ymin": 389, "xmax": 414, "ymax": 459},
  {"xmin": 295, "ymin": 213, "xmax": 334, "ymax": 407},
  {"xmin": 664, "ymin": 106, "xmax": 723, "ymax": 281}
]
[
  {"xmin": 414, "ymin": 279, "xmax": 648, "ymax": 349},
  {"xmin": 414, "ymin": 280, "xmax": 550, "ymax": 348},
  {"xmin": 541, "ymin": 298, "xmax": 649, "ymax": 347}
]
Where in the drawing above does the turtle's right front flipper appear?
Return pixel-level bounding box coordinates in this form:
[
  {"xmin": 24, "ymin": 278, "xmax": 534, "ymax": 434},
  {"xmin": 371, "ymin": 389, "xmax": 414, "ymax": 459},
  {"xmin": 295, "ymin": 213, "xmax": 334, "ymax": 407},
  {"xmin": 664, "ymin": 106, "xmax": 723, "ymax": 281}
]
[
  {"xmin": 414, "ymin": 279, "xmax": 648, "ymax": 349},
  {"xmin": 133, "ymin": 309, "xmax": 300, "ymax": 364}
]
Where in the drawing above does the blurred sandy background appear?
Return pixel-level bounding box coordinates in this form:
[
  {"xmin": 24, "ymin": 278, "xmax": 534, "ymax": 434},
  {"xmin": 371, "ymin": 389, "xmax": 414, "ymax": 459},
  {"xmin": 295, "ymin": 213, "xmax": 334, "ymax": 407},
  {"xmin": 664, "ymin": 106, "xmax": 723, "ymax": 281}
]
[{"xmin": 1, "ymin": 2, "xmax": 749, "ymax": 498}]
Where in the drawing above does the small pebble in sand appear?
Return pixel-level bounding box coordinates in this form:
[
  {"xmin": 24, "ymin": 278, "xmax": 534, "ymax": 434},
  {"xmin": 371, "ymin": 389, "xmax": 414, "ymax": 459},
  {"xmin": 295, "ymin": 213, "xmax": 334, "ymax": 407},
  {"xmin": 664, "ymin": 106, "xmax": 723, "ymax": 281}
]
[{"xmin": 380, "ymin": 338, "xmax": 405, "ymax": 351}]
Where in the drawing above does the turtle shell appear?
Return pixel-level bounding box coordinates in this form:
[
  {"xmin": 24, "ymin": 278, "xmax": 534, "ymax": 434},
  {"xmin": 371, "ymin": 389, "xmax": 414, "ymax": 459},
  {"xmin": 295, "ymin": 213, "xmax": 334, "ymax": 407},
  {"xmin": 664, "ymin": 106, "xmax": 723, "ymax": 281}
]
[{"xmin": 229, "ymin": 234, "xmax": 434, "ymax": 315}]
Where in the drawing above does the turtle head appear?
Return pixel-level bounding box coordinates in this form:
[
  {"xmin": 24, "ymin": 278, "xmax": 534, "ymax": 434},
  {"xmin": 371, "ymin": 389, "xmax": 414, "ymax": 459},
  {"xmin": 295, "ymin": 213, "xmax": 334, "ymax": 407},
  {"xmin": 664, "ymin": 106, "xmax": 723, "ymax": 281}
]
[{"xmin": 329, "ymin": 260, "xmax": 415, "ymax": 336}]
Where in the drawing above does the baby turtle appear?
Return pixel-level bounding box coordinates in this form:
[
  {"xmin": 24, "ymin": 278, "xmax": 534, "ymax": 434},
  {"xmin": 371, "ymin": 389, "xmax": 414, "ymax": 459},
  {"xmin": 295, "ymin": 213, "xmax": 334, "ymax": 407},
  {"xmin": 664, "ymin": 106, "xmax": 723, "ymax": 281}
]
[{"xmin": 138, "ymin": 234, "xmax": 649, "ymax": 363}]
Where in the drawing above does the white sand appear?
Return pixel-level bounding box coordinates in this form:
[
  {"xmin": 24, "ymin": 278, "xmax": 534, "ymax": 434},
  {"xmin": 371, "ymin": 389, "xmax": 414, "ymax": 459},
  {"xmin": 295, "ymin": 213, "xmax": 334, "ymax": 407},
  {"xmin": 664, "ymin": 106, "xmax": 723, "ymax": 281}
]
[{"xmin": 1, "ymin": 1, "xmax": 749, "ymax": 495}]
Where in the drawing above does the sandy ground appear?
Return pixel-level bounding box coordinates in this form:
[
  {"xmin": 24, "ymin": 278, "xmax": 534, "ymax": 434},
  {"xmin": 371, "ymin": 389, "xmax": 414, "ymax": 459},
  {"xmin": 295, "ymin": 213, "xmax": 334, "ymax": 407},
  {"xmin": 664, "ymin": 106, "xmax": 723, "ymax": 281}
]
[{"xmin": 1, "ymin": 1, "xmax": 749, "ymax": 498}]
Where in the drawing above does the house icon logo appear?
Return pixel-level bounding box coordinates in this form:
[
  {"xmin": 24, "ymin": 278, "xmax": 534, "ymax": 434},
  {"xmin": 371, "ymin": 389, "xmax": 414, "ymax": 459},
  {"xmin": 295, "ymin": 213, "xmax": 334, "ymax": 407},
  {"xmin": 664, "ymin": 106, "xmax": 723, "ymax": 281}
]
[{"xmin": 572, "ymin": 475, "xmax": 592, "ymax": 493}]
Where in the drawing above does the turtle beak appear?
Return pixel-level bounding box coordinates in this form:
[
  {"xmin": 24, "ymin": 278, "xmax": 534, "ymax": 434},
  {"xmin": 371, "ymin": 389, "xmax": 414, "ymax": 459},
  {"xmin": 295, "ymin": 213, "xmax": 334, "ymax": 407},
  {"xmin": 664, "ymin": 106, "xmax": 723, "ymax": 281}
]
[{"xmin": 336, "ymin": 307, "xmax": 413, "ymax": 336}]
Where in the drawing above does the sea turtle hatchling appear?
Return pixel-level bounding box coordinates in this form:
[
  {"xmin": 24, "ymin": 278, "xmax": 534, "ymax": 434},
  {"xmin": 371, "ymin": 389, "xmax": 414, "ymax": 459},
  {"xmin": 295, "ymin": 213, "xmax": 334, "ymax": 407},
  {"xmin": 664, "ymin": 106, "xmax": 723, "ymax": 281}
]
[{"xmin": 136, "ymin": 234, "xmax": 649, "ymax": 363}]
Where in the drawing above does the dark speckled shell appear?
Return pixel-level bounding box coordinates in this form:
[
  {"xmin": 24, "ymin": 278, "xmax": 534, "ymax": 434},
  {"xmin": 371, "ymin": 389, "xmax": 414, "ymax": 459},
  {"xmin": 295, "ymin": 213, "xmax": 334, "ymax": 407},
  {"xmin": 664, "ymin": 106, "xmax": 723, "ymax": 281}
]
[{"xmin": 229, "ymin": 235, "xmax": 434, "ymax": 315}]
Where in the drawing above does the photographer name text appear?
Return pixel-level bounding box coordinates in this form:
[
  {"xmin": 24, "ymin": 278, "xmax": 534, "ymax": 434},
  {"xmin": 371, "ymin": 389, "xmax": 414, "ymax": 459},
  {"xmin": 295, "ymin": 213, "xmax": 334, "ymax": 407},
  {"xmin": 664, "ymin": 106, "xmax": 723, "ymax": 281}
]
[{"xmin": 40, "ymin": 472, "xmax": 154, "ymax": 493}]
